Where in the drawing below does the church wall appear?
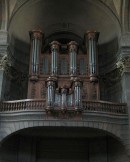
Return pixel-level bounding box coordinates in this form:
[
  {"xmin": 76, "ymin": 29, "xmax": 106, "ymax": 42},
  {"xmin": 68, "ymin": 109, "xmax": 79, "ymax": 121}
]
[{"xmin": 129, "ymin": 2, "xmax": 130, "ymax": 31}]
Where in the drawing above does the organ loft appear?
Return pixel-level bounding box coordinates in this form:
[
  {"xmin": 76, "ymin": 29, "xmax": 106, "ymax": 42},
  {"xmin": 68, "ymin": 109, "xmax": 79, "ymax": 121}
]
[{"xmin": 27, "ymin": 30, "xmax": 100, "ymax": 111}]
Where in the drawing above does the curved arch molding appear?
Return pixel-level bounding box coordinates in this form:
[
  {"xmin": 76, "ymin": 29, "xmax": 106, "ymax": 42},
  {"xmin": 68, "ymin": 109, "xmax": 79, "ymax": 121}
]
[{"xmin": 0, "ymin": 110, "xmax": 129, "ymax": 151}]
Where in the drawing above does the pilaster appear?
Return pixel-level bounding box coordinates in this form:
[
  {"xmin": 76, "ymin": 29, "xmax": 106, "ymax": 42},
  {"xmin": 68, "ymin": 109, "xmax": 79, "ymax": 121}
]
[
  {"xmin": 117, "ymin": 54, "xmax": 130, "ymax": 129},
  {"xmin": 0, "ymin": 37, "xmax": 8, "ymax": 100}
]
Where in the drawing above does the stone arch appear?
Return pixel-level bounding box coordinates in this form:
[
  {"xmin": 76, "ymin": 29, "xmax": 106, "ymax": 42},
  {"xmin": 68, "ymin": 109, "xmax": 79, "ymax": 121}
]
[
  {"xmin": 0, "ymin": 121, "xmax": 129, "ymax": 162},
  {"xmin": 0, "ymin": 120, "xmax": 129, "ymax": 162},
  {"xmin": 0, "ymin": 120, "xmax": 128, "ymax": 146}
]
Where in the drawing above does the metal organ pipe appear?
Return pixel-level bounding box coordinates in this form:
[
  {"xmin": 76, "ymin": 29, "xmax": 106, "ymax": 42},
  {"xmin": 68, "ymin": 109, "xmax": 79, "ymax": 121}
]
[
  {"xmin": 50, "ymin": 41, "xmax": 60, "ymax": 76},
  {"xmin": 29, "ymin": 30, "xmax": 43, "ymax": 76},
  {"xmin": 86, "ymin": 31, "xmax": 99, "ymax": 82},
  {"xmin": 74, "ymin": 79, "xmax": 82, "ymax": 110},
  {"xmin": 68, "ymin": 41, "xmax": 78, "ymax": 76},
  {"xmin": 61, "ymin": 88, "xmax": 67, "ymax": 109},
  {"xmin": 46, "ymin": 77, "xmax": 56, "ymax": 108}
]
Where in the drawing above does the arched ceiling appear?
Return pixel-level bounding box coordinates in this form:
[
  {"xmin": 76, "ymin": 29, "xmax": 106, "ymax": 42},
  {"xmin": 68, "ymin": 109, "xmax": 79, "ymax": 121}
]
[
  {"xmin": 8, "ymin": 0, "xmax": 121, "ymax": 68},
  {"xmin": 9, "ymin": 0, "xmax": 121, "ymax": 43}
]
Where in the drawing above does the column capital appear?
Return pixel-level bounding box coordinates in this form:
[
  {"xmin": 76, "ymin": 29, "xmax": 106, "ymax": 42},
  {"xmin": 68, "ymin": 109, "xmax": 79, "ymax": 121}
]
[
  {"xmin": 46, "ymin": 76, "xmax": 57, "ymax": 87},
  {"xmin": 61, "ymin": 87, "xmax": 68, "ymax": 94},
  {"xmin": 71, "ymin": 77, "xmax": 83, "ymax": 87},
  {"xmin": 29, "ymin": 30, "xmax": 44, "ymax": 40},
  {"xmin": 85, "ymin": 30, "xmax": 100, "ymax": 41},
  {"xmin": 68, "ymin": 41, "xmax": 78, "ymax": 52},
  {"xmin": 116, "ymin": 56, "xmax": 130, "ymax": 74},
  {"xmin": 50, "ymin": 41, "xmax": 60, "ymax": 51}
]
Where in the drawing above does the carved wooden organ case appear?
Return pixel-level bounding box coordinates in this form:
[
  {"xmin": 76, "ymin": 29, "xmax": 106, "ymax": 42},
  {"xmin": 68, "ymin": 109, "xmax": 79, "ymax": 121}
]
[{"xmin": 28, "ymin": 30, "xmax": 100, "ymax": 110}]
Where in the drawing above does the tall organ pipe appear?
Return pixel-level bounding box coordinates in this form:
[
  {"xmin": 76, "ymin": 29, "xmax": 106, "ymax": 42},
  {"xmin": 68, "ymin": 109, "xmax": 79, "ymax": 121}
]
[
  {"xmin": 50, "ymin": 41, "xmax": 60, "ymax": 76},
  {"xmin": 61, "ymin": 87, "xmax": 68, "ymax": 109},
  {"xmin": 86, "ymin": 31, "xmax": 99, "ymax": 82},
  {"xmin": 68, "ymin": 41, "xmax": 78, "ymax": 76},
  {"xmin": 74, "ymin": 78, "xmax": 82, "ymax": 110},
  {"xmin": 29, "ymin": 30, "xmax": 43, "ymax": 77},
  {"xmin": 46, "ymin": 77, "xmax": 57, "ymax": 109}
]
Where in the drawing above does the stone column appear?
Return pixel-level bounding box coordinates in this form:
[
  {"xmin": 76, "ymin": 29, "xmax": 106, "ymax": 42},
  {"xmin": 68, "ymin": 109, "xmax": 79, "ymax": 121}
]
[
  {"xmin": 85, "ymin": 31, "xmax": 99, "ymax": 82},
  {"xmin": 50, "ymin": 41, "xmax": 60, "ymax": 76},
  {"xmin": 117, "ymin": 56, "xmax": 130, "ymax": 110},
  {"xmin": 0, "ymin": 51, "xmax": 7, "ymax": 100},
  {"xmin": 68, "ymin": 41, "xmax": 78, "ymax": 76},
  {"xmin": 0, "ymin": 58, "xmax": 4, "ymax": 100},
  {"xmin": 29, "ymin": 30, "xmax": 43, "ymax": 80}
]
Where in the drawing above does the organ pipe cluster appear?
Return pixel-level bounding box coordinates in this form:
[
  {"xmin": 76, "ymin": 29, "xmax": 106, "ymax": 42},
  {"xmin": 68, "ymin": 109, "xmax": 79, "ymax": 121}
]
[{"xmin": 28, "ymin": 29, "xmax": 100, "ymax": 110}]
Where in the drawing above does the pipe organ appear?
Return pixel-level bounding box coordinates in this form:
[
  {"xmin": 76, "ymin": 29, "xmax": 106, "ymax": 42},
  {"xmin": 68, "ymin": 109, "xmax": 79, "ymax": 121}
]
[{"xmin": 28, "ymin": 30, "xmax": 100, "ymax": 110}]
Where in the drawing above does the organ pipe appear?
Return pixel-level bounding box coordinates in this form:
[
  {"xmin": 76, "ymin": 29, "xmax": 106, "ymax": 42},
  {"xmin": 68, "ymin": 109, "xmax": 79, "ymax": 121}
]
[
  {"xmin": 73, "ymin": 78, "xmax": 82, "ymax": 110},
  {"xmin": 50, "ymin": 41, "xmax": 60, "ymax": 76},
  {"xmin": 46, "ymin": 77, "xmax": 57, "ymax": 109},
  {"xmin": 68, "ymin": 41, "xmax": 78, "ymax": 76},
  {"xmin": 86, "ymin": 31, "xmax": 99, "ymax": 82},
  {"xmin": 61, "ymin": 87, "xmax": 68, "ymax": 109},
  {"xmin": 29, "ymin": 30, "xmax": 43, "ymax": 78}
]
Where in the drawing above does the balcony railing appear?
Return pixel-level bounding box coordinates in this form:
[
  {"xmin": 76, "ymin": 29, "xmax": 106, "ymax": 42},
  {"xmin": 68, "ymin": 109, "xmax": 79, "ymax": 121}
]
[
  {"xmin": 0, "ymin": 99, "xmax": 46, "ymax": 112},
  {"xmin": 0, "ymin": 99, "xmax": 127, "ymax": 114},
  {"xmin": 82, "ymin": 100, "xmax": 127, "ymax": 114}
]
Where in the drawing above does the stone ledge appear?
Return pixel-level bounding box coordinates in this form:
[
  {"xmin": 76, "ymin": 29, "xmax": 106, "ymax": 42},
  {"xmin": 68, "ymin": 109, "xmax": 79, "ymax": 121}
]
[{"xmin": 0, "ymin": 110, "xmax": 128, "ymax": 125}]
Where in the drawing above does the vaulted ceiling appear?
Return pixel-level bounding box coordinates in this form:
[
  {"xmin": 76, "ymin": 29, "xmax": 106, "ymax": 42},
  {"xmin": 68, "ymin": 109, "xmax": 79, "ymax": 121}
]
[
  {"xmin": 1, "ymin": 0, "xmax": 125, "ymax": 72},
  {"xmin": 8, "ymin": 0, "xmax": 121, "ymax": 45}
]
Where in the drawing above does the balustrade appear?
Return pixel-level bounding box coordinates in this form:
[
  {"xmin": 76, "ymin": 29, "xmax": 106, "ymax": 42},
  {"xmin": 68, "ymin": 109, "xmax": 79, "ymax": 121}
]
[{"xmin": 0, "ymin": 99, "xmax": 127, "ymax": 115}]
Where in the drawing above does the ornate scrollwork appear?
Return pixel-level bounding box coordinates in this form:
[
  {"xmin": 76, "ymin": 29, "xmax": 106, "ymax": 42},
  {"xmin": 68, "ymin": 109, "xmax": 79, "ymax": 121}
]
[
  {"xmin": 116, "ymin": 56, "xmax": 130, "ymax": 73},
  {"xmin": 0, "ymin": 55, "xmax": 9, "ymax": 70},
  {"xmin": 101, "ymin": 56, "xmax": 130, "ymax": 86}
]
